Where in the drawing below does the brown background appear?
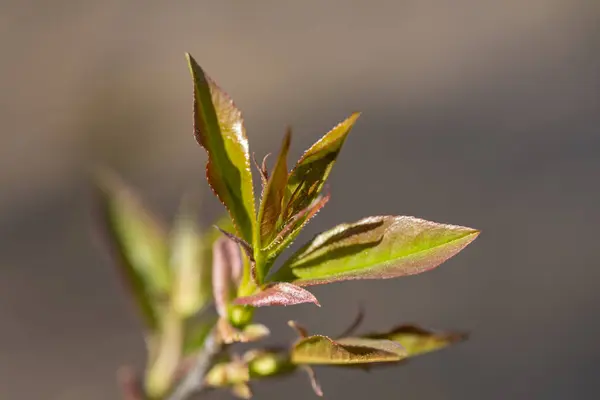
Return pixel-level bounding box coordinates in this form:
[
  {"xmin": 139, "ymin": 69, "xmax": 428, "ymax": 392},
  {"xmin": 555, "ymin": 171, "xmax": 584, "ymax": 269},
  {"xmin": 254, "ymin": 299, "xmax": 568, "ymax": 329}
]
[{"xmin": 1, "ymin": 1, "xmax": 599, "ymax": 399}]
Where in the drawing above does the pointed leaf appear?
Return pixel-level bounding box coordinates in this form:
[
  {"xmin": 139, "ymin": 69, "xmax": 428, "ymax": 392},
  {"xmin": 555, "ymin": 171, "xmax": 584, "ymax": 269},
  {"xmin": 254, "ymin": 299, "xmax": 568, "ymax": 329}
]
[
  {"xmin": 212, "ymin": 236, "xmax": 243, "ymax": 318},
  {"xmin": 291, "ymin": 335, "xmax": 406, "ymax": 365},
  {"xmin": 187, "ymin": 54, "xmax": 256, "ymax": 244},
  {"xmin": 95, "ymin": 171, "xmax": 170, "ymax": 331},
  {"xmin": 258, "ymin": 130, "xmax": 291, "ymax": 247},
  {"xmin": 233, "ymin": 283, "xmax": 320, "ymax": 307},
  {"xmin": 264, "ymin": 192, "xmax": 330, "ymax": 267},
  {"xmin": 271, "ymin": 215, "xmax": 479, "ymax": 285},
  {"xmin": 282, "ymin": 113, "xmax": 359, "ymax": 223},
  {"xmin": 364, "ymin": 325, "xmax": 468, "ymax": 358},
  {"xmin": 170, "ymin": 197, "xmax": 210, "ymax": 317},
  {"xmin": 215, "ymin": 226, "xmax": 258, "ymax": 285}
]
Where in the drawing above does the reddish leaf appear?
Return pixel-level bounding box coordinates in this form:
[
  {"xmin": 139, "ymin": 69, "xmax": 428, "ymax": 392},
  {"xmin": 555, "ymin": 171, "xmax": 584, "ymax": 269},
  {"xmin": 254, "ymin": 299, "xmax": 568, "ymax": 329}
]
[
  {"xmin": 186, "ymin": 54, "xmax": 256, "ymax": 244},
  {"xmin": 258, "ymin": 129, "xmax": 292, "ymax": 247},
  {"xmin": 271, "ymin": 215, "xmax": 479, "ymax": 286},
  {"xmin": 212, "ymin": 236, "xmax": 243, "ymax": 318},
  {"xmin": 252, "ymin": 152, "xmax": 270, "ymax": 187},
  {"xmin": 233, "ymin": 283, "xmax": 320, "ymax": 307},
  {"xmin": 263, "ymin": 192, "xmax": 331, "ymax": 272},
  {"xmin": 282, "ymin": 113, "xmax": 359, "ymax": 223}
]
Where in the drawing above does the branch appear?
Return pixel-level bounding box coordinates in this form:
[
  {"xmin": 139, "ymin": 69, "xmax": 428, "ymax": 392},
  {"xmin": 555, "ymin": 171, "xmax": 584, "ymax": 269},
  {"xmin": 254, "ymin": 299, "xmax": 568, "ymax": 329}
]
[{"xmin": 166, "ymin": 329, "xmax": 222, "ymax": 400}]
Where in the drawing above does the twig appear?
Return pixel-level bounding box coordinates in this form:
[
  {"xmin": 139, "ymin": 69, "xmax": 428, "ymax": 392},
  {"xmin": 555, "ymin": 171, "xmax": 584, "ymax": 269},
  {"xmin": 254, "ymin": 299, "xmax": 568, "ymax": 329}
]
[
  {"xmin": 166, "ymin": 329, "xmax": 221, "ymax": 400},
  {"xmin": 117, "ymin": 366, "xmax": 145, "ymax": 400}
]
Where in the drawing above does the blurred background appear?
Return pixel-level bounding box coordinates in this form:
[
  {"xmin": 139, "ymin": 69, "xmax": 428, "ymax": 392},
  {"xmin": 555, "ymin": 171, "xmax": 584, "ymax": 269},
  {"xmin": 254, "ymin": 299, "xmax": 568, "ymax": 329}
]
[{"xmin": 1, "ymin": 1, "xmax": 599, "ymax": 399}]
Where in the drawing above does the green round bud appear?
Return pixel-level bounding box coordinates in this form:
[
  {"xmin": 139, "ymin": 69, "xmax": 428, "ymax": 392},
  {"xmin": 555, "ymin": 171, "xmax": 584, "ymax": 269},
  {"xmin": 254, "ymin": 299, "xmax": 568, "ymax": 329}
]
[
  {"xmin": 229, "ymin": 305, "xmax": 254, "ymax": 328},
  {"xmin": 248, "ymin": 353, "xmax": 295, "ymax": 378}
]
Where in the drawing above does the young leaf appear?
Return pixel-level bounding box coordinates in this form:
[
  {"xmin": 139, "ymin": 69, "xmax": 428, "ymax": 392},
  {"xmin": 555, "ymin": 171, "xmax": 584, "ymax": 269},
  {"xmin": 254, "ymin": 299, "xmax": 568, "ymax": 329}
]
[
  {"xmin": 95, "ymin": 171, "xmax": 170, "ymax": 331},
  {"xmin": 291, "ymin": 335, "xmax": 406, "ymax": 365},
  {"xmin": 258, "ymin": 130, "xmax": 291, "ymax": 247},
  {"xmin": 264, "ymin": 192, "xmax": 330, "ymax": 266},
  {"xmin": 218, "ymin": 319, "xmax": 271, "ymax": 344},
  {"xmin": 212, "ymin": 236, "xmax": 243, "ymax": 318},
  {"xmin": 186, "ymin": 54, "xmax": 256, "ymax": 244},
  {"xmin": 233, "ymin": 283, "xmax": 320, "ymax": 307},
  {"xmin": 364, "ymin": 325, "xmax": 468, "ymax": 358},
  {"xmin": 282, "ymin": 113, "xmax": 359, "ymax": 223},
  {"xmin": 271, "ymin": 215, "xmax": 479, "ymax": 286}
]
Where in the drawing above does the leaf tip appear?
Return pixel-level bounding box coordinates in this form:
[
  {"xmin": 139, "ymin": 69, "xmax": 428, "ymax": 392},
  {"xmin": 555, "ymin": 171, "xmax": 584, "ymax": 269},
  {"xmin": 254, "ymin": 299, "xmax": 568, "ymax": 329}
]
[
  {"xmin": 463, "ymin": 227, "xmax": 481, "ymax": 243},
  {"xmin": 349, "ymin": 111, "xmax": 362, "ymax": 121}
]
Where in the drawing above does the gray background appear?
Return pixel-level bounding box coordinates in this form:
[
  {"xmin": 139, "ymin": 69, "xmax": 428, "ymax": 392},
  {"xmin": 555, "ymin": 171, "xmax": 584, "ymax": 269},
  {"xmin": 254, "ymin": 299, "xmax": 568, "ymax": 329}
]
[{"xmin": 1, "ymin": 1, "xmax": 599, "ymax": 399}]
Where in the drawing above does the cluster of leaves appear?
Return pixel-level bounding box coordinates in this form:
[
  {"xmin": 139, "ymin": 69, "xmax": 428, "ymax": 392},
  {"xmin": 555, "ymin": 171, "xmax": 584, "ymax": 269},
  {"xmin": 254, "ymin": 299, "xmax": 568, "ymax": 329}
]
[{"xmin": 96, "ymin": 53, "xmax": 479, "ymax": 400}]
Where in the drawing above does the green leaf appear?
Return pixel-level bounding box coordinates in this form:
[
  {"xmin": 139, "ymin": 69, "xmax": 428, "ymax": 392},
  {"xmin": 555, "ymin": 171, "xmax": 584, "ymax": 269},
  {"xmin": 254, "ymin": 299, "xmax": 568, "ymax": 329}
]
[
  {"xmin": 282, "ymin": 113, "xmax": 359, "ymax": 224},
  {"xmin": 257, "ymin": 130, "xmax": 291, "ymax": 247},
  {"xmin": 170, "ymin": 197, "xmax": 210, "ymax": 317},
  {"xmin": 186, "ymin": 53, "xmax": 256, "ymax": 244},
  {"xmin": 291, "ymin": 335, "xmax": 406, "ymax": 365},
  {"xmin": 364, "ymin": 325, "xmax": 468, "ymax": 358},
  {"xmin": 95, "ymin": 171, "xmax": 170, "ymax": 331},
  {"xmin": 263, "ymin": 193, "xmax": 330, "ymax": 266},
  {"xmin": 271, "ymin": 215, "xmax": 479, "ymax": 285}
]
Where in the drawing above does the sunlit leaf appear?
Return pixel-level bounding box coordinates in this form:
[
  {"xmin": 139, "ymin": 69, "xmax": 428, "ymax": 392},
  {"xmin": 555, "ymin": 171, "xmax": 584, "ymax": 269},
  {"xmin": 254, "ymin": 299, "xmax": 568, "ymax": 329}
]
[
  {"xmin": 258, "ymin": 130, "xmax": 291, "ymax": 247},
  {"xmin": 264, "ymin": 193, "xmax": 330, "ymax": 268},
  {"xmin": 186, "ymin": 54, "xmax": 256, "ymax": 244},
  {"xmin": 233, "ymin": 283, "xmax": 320, "ymax": 307},
  {"xmin": 291, "ymin": 335, "xmax": 406, "ymax": 365},
  {"xmin": 364, "ymin": 325, "xmax": 468, "ymax": 358},
  {"xmin": 271, "ymin": 215, "xmax": 479, "ymax": 286},
  {"xmin": 282, "ymin": 113, "xmax": 359, "ymax": 223},
  {"xmin": 95, "ymin": 171, "xmax": 170, "ymax": 331}
]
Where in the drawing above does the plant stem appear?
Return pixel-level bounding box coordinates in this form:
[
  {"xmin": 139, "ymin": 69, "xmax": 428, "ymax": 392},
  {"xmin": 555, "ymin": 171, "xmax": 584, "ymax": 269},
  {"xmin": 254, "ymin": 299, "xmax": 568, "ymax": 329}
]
[{"xmin": 166, "ymin": 329, "xmax": 221, "ymax": 400}]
